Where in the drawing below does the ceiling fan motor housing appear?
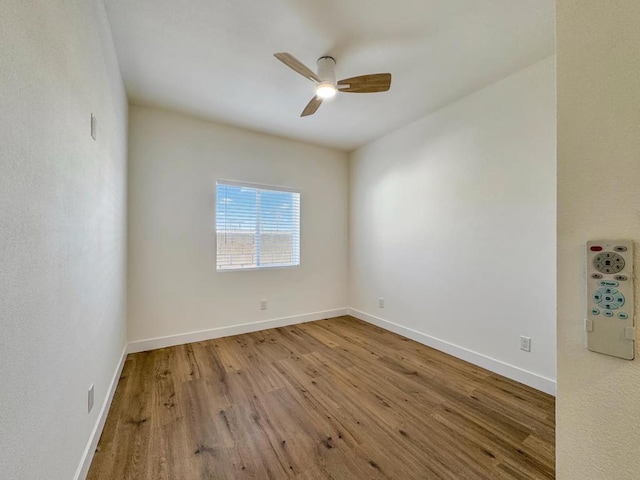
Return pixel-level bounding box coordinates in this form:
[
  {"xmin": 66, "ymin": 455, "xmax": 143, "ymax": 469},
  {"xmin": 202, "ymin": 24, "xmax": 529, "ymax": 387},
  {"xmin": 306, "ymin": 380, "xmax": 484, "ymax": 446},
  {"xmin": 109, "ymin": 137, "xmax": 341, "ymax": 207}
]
[{"xmin": 317, "ymin": 56, "xmax": 336, "ymax": 85}]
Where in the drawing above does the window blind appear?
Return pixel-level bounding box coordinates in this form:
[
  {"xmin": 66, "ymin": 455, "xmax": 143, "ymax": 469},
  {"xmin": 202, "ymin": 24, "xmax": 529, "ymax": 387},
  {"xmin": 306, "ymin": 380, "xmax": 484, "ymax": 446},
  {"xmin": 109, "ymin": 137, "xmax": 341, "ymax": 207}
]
[{"xmin": 216, "ymin": 181, "xmax": 300, "ymax": 271}]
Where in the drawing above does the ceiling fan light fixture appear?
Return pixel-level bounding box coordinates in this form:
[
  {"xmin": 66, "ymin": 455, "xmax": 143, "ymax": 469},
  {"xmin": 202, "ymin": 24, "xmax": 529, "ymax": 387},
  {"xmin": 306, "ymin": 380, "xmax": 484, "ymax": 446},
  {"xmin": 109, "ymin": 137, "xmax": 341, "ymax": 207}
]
[
  {"xmin": 274, "ymin": 52, "xmax": 392, "ymax": 116},
  {"xmin": 316, "ymin": 82, "xmax": 337, "ymax": 99}
]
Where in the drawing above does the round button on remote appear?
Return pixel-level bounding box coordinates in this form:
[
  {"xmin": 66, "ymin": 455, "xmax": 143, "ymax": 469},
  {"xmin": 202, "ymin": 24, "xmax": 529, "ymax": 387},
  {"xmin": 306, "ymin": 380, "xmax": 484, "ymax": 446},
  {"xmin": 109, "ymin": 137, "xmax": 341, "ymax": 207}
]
[
  {"xmin": 603, "ymin": 310, "xmax": 614, "ymax": 317},
  {"xmin": 593, "ymin": 252, "xmax": 625, "ymax": 274}
]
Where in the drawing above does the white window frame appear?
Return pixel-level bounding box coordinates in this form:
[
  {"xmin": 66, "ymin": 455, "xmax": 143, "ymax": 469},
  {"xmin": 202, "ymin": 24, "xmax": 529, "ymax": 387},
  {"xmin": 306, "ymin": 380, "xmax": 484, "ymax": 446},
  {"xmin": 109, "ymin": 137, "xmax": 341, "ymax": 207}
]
[{"xmin": 215, "ymin": 180, "xmax": 301, "ymax": 272}]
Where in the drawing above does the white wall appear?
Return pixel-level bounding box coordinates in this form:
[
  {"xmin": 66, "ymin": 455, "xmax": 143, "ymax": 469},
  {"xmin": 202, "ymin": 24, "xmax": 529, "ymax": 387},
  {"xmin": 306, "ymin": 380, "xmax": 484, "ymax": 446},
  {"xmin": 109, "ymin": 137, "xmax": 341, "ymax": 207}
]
[
  {"xmin": 557, "ymin": 2, "xmax": 640, "ymax": 478},
  {"xmin": 127, "ymin": 105, "xmax": 348, "ymax": 344},
  {"xmin": 0, "ymin": 1, "xmax": 128, "ymax": 479},
  {"xmin": 349, "ymin": 57, "xmax": 556, "ymax": 393}
]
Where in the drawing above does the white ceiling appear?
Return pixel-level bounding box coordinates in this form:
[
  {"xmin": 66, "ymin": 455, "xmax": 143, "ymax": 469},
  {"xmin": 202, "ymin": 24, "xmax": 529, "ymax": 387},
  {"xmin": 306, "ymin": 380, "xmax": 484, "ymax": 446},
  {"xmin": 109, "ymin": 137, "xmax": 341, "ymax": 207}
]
[{"xmin": 104, "ymin": 0, "xmax": 555, "ymax": 151}]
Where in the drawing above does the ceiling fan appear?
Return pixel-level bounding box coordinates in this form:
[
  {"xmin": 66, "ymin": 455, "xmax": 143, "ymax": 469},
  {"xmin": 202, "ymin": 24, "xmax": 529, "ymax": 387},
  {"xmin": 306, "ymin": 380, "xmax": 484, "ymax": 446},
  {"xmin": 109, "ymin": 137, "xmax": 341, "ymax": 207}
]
[{"xmin": 274, "ymin": 52, "xmax": 392, "ymax": 117}]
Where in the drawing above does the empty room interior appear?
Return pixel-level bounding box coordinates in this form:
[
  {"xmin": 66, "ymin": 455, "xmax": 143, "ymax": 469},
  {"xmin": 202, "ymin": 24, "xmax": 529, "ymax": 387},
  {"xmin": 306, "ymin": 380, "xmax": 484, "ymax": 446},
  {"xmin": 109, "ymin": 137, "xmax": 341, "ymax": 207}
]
[{"xmin": 2, "ymin": 1, "xmax": 640, "ymax": 479}]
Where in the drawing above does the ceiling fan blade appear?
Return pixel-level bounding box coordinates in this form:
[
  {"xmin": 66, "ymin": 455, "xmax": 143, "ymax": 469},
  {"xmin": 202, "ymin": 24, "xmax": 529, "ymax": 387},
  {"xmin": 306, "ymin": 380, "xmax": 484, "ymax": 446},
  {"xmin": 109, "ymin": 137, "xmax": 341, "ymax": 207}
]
[
  {"xmin": 337, "ymin": 73, "xmax": 392, "ymax": 93},
  {"xmin": 301, "ymin": 96, "xmax": 323, "ymax": 117},
  {"xmin": 274, "ymin": 52, "xmax": 321, "ymax": 84}
]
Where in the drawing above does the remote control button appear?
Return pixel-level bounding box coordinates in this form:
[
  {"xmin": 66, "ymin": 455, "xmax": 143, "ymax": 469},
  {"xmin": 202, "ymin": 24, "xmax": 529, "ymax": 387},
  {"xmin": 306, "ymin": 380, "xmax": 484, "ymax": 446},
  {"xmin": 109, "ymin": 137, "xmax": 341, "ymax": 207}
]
[
  {"xmin": 592, "ymin": 273, "xmax": 603, "ymax": 279},
  {"xmin": 618, "ymin": 312, "xmax": 629, "ymax": 320},
  {"xmin": 614, "ymin": 295, "xmax": 625, "ymax": 307},
  {"xmin": 593, "ymin": 291, "xmax": 603, "ymax": 303},
  {"xmin": 614, "ymin": 275, "xmax": 628, "ymax": 281},
  {"xmin": 604, "ymin": 311, "xmax": 614, "ymax": 317},
  {"xmin": 614, "ymin": 246, "xmax": 628, "ymax": 252},
  {"xmin": 599, "ymin": 280, "xmax": 619, "ymax": 287},
  {"xmin": 593, "ymin": 252, "xmax": 625, "ymax": 274},
  {"xmin": 602, "ymin": 303, "xmax": 619, "ymax": 310},
  {"xmin": 590, "ymin": 308, "xmax": 601, "ymax": 315},
  {"xmin": 600, "ymin": 287, "xmax": 618, "ymax": 295}
]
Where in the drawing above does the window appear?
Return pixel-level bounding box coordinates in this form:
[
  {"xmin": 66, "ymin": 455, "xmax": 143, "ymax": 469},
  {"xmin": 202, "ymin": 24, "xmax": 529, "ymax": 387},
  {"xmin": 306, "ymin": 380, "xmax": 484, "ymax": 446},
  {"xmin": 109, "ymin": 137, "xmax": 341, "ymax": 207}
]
[{"xmin": 216, "ymin": 181, "xmax": 300, "ymax": 271}]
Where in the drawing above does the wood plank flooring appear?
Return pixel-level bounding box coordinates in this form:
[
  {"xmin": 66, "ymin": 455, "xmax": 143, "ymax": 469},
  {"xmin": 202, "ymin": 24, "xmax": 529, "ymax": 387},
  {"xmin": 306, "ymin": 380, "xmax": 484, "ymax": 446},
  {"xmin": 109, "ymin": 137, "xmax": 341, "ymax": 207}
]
[{"xmin": 87, "ymin": 316, "xmax": 555, "ymax": 479}]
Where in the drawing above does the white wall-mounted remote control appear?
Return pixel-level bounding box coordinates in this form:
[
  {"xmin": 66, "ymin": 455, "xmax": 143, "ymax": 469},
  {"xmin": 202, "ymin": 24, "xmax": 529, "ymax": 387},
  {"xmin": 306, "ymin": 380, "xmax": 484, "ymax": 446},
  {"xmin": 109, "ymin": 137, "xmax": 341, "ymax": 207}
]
[{"xmin": 586, "ymin": 240, "xmax": 635, "ymax": 360}]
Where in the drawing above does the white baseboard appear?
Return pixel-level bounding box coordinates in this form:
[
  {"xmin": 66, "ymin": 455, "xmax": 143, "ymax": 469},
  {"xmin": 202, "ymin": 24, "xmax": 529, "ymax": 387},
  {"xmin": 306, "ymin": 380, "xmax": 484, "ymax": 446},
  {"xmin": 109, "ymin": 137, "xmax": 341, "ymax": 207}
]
[
  {"xmin": 127, "ymin": 308, "xmax": 349, "ymax": 354},
  {"xmin": 348, "ymin": 308, "xmax": 556, "ymax": 396},
  {"xmin": 74, "ymin": 345, "xmax": 128, "ymax": 480}
]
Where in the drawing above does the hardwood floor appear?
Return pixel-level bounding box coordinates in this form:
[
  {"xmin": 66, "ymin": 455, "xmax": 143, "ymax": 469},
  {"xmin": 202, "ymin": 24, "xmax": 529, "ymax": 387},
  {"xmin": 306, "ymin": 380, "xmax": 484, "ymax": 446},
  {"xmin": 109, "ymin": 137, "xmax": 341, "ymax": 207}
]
[{"xmin": 87, "ymin": 316, "xmax": 555, "ymax": 479}]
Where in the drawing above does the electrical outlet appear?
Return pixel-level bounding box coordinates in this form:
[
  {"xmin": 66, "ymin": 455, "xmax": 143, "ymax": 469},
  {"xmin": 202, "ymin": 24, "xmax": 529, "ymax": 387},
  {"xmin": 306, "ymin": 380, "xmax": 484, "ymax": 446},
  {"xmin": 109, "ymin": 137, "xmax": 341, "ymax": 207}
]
[
  {"xmin": 520, "ymin": 336, "xmax": 531, "ymax": 352},
  {"xmin": 378, "ymin": 297, "xmax": 385, "ymax": 309},
  {"xmin": 260, "ymin": 299, "xmax": 268, "ymax": 310},
  {"xmin": 88, "ymin": 384, "xmax": 95, "ymax": 413}
]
